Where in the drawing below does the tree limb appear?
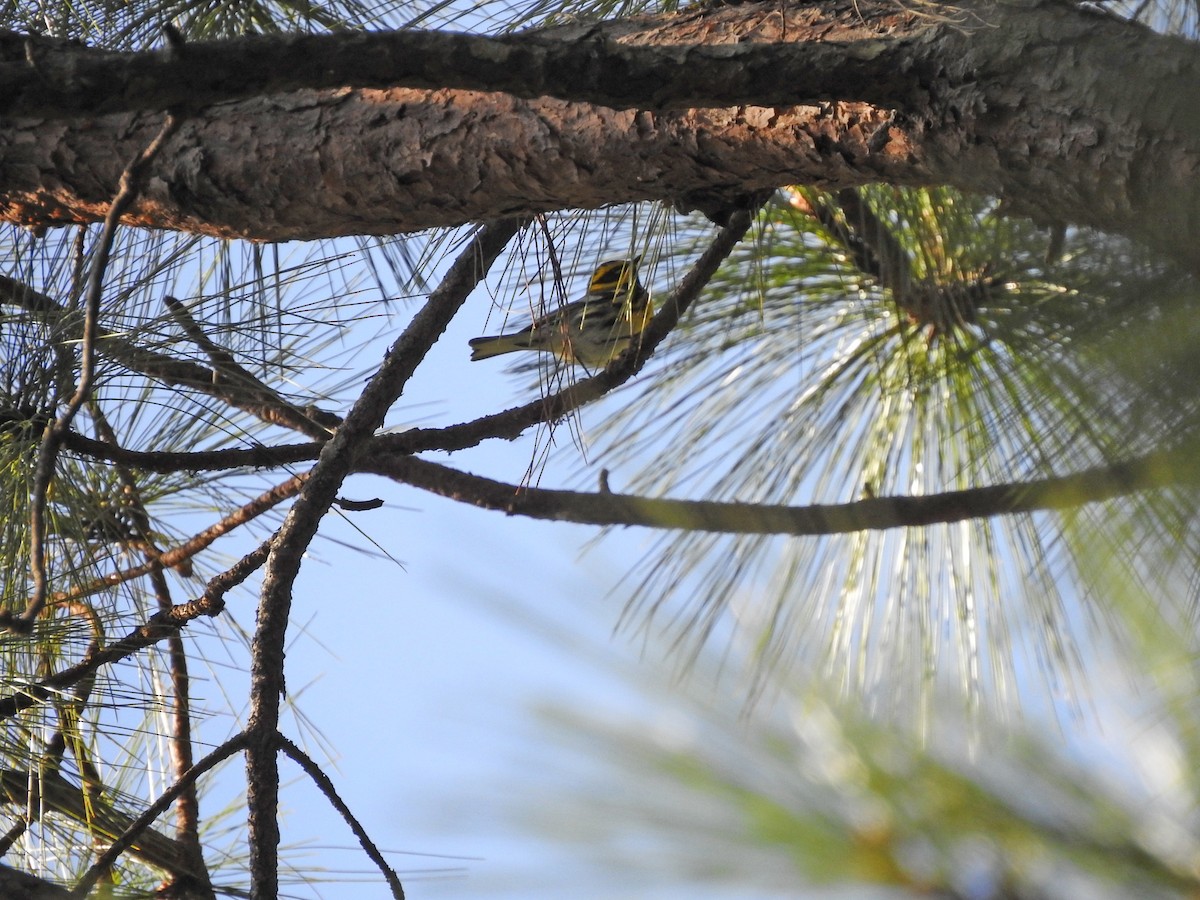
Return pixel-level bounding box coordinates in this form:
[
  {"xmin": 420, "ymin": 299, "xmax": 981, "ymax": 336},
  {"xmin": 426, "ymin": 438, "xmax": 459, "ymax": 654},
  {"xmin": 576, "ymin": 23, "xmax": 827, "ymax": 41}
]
[
  {"xmin": 244, "ymin": 219, "xmax": 520, "ymax": 898},
  {"xmin": 3, "ymin": 0, "xmax": 1199, "ymax": 270},
  {"xmin": 367, "ymin": 445, "xmax": 1200, "ymax": 536},
  {"xmin": 0, "ymin": 6, "xmax": 920, "ymax": 118}
]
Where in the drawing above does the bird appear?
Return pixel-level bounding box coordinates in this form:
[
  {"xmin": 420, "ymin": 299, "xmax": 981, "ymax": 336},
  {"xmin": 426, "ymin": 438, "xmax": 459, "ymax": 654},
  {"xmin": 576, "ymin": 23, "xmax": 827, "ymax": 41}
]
[{"xmin": 468, "ymin": 258, "xmax": 652, "ymax": 368}]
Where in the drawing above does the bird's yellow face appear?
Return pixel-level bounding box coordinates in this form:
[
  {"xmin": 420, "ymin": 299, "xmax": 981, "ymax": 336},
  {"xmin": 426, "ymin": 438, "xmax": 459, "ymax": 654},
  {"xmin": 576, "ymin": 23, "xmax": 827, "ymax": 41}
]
[{"xmin": 588, "ymin": 258, "xmax": 641, "ymax": 297}]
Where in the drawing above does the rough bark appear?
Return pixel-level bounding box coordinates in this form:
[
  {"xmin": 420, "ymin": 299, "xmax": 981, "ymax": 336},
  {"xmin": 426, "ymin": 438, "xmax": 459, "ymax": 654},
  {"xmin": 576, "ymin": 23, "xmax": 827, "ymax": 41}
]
[
  {"xmin": 1, "ymin": 0, "xmax": 1199, "ymax": 269},
  {"xmin": 0, "ymin": 866, "xmax": 71, "ymax": 900},
  {"xmin": 0, "ymin": 92, "xmax": 905, "ymax": 238}
]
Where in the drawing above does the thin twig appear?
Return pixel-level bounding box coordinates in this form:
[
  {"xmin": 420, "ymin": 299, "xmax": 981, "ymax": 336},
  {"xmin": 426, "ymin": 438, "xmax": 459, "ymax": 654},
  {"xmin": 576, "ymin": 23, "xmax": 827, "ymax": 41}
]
[
  {"xmin": 63, "ymin": 429, "xmax": 323, "ymax": 471},
  {"xmin": 0, "ymin": 538, "xmax": 271, "ymax": 722},
  {"xmin": 147, "ymin": 563, "xmax": 214, "ymax": 895},
  {"xmin": 86, "ymin": 398, "xmax": 192, "ymax": 574},
  {"xmin": 21, "ymin": 113, "xmax": 181, "ymax": 631},
  {"xmin": 276, "ymin": 734, "xmax": 405, "ymax": 899},
  {"xmin": 69, "ymin": 733, "xmax": 249, "ymax": 899},
  {"xmin": 164, "ymin": 294, "xmax": 338, "ymax": 440}
]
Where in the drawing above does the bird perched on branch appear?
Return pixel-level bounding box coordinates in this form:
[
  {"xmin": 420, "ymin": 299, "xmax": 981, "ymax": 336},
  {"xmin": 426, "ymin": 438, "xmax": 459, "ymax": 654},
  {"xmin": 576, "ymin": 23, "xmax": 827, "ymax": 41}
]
[{"xmin": 468, "ymin": 258, "xmax": 652, "ymax": 368}]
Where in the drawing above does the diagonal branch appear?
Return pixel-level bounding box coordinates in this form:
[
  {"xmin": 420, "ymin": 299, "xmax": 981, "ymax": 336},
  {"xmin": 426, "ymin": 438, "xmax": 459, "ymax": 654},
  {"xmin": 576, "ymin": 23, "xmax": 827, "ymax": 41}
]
[
  {"xmin": 244, "ymin": 219, "xmax": 522, "ymax": 899},
  {"xmin": 0, "ymin": 276, "xmax": 342, "ymax": 439},
  {"xmin": 0, "ymin": 538, "xmax": 269, "ymax": 722},
  {"xmin": 276, "ymin": 734, "xmax": 405, "ymax": 900},
  {"xmin": 6, "ymin": 473, "xmax": 307, "ymax": 618},
  {"xmin": 163, "ymin": 294, "xmax": 339, "ymax": 440},
  {"xmin": 69, "ymin": 733, "xmax": 250, "ymax": 899}
]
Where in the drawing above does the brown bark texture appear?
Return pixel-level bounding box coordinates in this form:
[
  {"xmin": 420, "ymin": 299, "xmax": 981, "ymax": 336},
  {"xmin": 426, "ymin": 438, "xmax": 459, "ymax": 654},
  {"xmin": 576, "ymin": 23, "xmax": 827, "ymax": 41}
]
[
  {"xmin": 1, "ymin": 0, "xmax": 1199, "ymax": 268},
  {"xmin": 0, "ymin": 865, "xmax": 71, "ymax": 900}
]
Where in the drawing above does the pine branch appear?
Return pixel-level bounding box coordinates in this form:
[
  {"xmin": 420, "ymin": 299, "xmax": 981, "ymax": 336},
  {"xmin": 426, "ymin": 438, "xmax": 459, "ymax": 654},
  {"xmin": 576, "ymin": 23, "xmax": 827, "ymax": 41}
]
[
  {"xmin": 245, "ymin": 218, "xmax": 521, "ymax": 898},
  {"xmin": 369, "ymin": 445, "xmax": 1200, "ymax": 536},
  {"xmin": 0, "ymin": 538, "xmax": 269, "ymax": 721},
  {"xmin": 1, "ymin": 3, "xmax": 919, "ymax": 118}
]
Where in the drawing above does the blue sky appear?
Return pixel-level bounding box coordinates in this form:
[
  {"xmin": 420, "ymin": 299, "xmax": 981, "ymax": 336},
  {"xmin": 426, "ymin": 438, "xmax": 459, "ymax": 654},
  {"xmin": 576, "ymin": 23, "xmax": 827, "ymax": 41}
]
[
  {"xmin": 6, "ymin": 214, "xmax": 1189, "ymax": 898},
  {"xmin": 133, "ymin": 236, "xmax": 1191, "ymax": 900}
]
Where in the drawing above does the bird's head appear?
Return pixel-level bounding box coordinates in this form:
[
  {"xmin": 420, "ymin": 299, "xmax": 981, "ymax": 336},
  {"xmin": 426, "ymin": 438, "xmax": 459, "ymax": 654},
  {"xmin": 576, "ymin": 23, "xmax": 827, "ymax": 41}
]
[{"xmin": 588, "ymin": 256, "xmax": 644, "ymax": 298}]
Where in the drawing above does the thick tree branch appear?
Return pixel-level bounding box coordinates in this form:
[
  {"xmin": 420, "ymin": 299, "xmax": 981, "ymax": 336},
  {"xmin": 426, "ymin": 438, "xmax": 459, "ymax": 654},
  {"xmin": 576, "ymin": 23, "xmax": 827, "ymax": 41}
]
[
  {"xmin": 368, "ymin": 445, "xmax": 1200, "ymax": 536},
  {"xmin": 3, "ymin": 0, "xmax": 1199, "ymax": 269},
  {"xmin": 0, "ymin": 7, "xmax": 920, "ymax": 118}
]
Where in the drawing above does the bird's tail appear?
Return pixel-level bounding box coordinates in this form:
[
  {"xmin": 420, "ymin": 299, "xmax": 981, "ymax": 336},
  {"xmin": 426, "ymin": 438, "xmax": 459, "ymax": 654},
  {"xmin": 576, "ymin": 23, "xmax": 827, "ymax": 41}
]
[{"xmin": 468, "ymin": 334, "xmax": 533, "ymax": 360}]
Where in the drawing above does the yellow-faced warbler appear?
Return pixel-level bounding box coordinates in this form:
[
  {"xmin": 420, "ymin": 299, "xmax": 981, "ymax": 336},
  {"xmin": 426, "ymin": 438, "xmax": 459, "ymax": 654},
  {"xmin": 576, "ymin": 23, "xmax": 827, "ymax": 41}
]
[{"xmin": 468, "ymin": 258, "xmax": 652, "ymax": 368}]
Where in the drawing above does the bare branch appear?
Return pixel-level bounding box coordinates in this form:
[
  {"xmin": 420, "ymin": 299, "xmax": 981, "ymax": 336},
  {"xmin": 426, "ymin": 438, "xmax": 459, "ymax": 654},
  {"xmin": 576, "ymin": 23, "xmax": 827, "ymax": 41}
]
[
  {"xmin": 245, "ymin": 219, "xmax": 521, "ymax": 898},
  {"xmin": 368, "ymin": 446, "xmax": 1200, "ymax": 536},
  {"xmin": 146, "ymin": 566, "xmax": 214, "ymax": 898},
  {"xmin": 63, "ymin": 430, "xmax": 323, "ymax": 471},
  {"xmin": 163, "ymin": 294, "xmax": 338, "ymax": 440},
  {"xmin": 0, "ymin": 539, "xmax": 270, "ymax": 722},
  {"xmin": 276, "ymin": 734, "xmax": 405, "ymax": 899},
  {"xmin": 69, "ymin": 733, "xmax": 250, "ymax": 899}
]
